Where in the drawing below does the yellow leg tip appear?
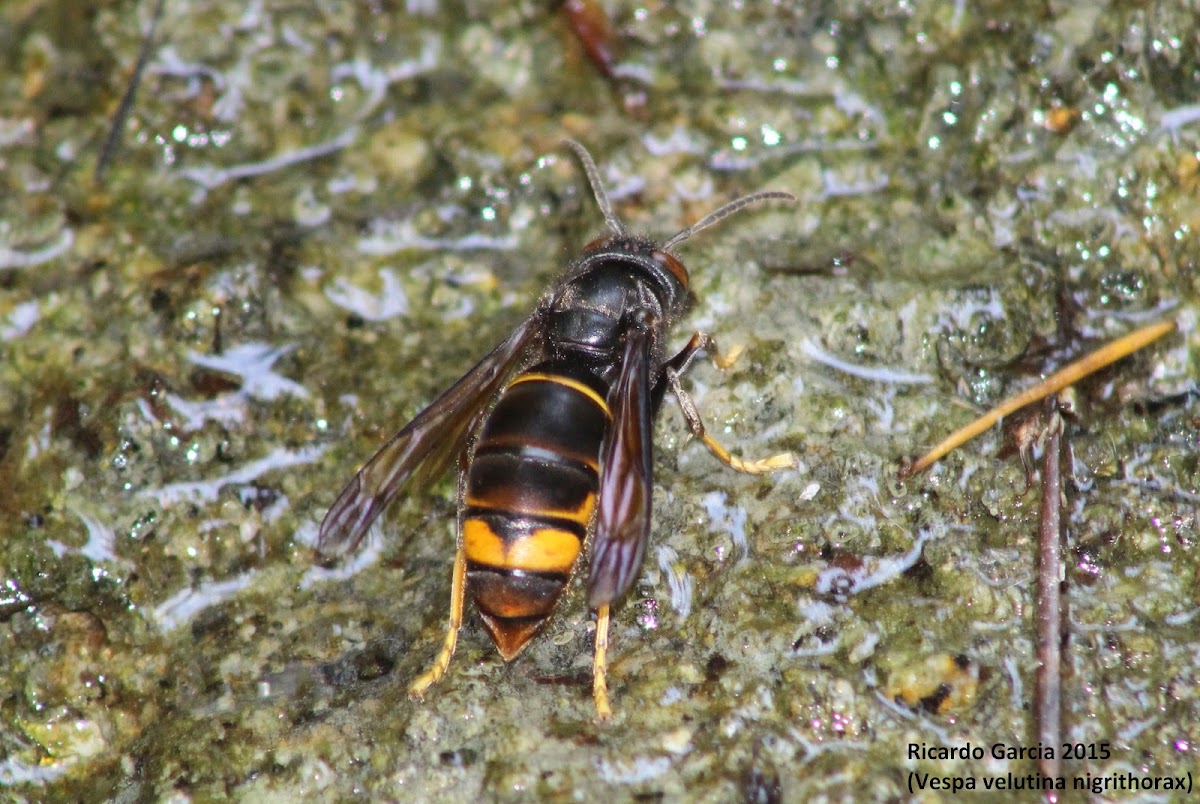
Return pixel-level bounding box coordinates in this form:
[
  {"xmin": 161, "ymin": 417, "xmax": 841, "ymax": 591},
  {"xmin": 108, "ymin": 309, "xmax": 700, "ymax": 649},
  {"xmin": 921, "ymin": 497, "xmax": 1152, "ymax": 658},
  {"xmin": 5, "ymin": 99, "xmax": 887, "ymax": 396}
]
[
  {"xmin": 729, "ymin": 451, "xmax": 797, "ymax": 474},
  {"xmin": 701, "ymin": 434, "xmax": 795, "ymax": 475},
  {"xmin": 409, "ymin": 634, "xmax": 457, "ymax": 700},
  {"xmin": 593, "ymin": 659, "xmax": 613, "ymax": 721},
  {"xmin": 713, "ymin": 344, "xmax": 745, "ymax": 370},
  {"xmin": 407, "ymin": 544, "xmax": 466, "ymax": 702},
  {"xmin": 593, "ymin": 689, "xmax": 613, "ymax": 722},
  {"xmin": 408, "ymin": 671, "xmax": 438, "ymax": 700},
  {"xmin": 593, "ymin": 603, "xmax": 613, "ymax": 721}
]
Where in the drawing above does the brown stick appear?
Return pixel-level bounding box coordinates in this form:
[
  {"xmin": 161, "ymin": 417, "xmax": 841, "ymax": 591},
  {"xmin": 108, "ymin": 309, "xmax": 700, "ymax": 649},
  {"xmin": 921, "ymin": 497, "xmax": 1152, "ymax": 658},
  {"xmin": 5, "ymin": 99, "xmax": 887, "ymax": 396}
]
[
  {"xmin": 95, "ymin": 0, "xmax": 166, "ymax": 185},
  {"xmin": 903, "ymin": 318, "xmax": 1175, "ymax": 477},
  {"xmin": 1034, "ymin": 401, "xmax": 1066, "ymax": 782}
]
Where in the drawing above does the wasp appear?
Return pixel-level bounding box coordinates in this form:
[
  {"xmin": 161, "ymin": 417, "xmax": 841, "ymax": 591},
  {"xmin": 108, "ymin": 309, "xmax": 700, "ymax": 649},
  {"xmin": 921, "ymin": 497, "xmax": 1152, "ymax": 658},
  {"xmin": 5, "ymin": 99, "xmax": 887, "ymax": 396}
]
[{"xmin": 318, "ymin": 140, "xmax": 795, "ymax": 719}]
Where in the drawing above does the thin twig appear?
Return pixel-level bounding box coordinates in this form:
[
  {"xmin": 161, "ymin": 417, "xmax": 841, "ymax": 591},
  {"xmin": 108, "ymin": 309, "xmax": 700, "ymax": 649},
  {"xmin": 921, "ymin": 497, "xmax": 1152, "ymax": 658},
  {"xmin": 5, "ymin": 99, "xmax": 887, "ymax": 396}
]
[
  {"xmin": 1034, "ymin": 400, "xmax": 1066, "ymax": 784},
  {"xmin": 902, "ymin": 318, "xmax": 1175, "ymax": 477},
  {"xmin": 95, "ymin": 0, "xmax": 166, "ymax": 185}
]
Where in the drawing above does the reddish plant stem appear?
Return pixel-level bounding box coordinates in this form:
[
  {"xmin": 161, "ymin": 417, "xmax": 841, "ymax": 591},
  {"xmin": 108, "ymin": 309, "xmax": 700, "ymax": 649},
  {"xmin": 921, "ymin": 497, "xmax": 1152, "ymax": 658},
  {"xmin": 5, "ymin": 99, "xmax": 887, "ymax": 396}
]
[{"xmin": 1035, "ymin": 402, "xmax": 1067, "ymax": 784}]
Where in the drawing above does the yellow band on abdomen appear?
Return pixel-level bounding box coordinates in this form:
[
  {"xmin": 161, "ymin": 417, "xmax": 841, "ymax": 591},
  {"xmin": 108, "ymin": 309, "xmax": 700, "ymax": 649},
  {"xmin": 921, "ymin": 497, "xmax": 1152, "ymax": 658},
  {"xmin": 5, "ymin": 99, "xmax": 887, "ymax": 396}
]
[{"xmin": 463, "ymin": 518, "xmax": 583, "ymax": 574}]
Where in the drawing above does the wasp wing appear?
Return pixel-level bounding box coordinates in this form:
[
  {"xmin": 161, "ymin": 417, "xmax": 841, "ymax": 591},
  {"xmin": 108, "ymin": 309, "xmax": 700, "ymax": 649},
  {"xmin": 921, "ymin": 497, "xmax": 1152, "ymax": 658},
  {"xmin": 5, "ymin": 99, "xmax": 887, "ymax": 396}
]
[
  {"xmin": 317, "ymin": 314, "xmax": 543, "ymax": 557},
  {"xmin": 587, "ymin": 325, "xmax": 653, "ymax": 608}
]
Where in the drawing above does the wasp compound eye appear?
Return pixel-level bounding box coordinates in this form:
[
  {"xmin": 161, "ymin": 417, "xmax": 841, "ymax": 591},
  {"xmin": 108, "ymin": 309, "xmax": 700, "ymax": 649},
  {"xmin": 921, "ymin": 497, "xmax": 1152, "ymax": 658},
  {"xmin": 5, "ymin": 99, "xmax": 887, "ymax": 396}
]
[{"xmin": 651, "ymin": 250, "xmax": 689, "ymax": 288}]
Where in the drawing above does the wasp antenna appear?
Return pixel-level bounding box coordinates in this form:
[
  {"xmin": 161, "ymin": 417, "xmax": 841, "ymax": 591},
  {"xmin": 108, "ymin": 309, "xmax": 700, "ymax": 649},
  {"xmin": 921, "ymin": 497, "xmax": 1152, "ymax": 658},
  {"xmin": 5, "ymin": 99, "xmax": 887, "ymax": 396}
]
[
  {"xmin": 563, "ymin": 139, "xmax": 626, "ymax": 237},
  {"xmin": 662, "ymin": 190, "xmax": 795, "ymax": 252}
]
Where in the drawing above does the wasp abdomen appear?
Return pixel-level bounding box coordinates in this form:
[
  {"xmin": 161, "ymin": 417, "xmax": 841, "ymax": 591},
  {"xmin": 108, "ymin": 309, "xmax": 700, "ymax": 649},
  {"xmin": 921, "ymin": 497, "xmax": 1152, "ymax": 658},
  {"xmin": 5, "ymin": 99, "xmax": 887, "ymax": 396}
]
[{"xmin": 462, "ymin": 361, "xmax": 611, "ymax": 659}]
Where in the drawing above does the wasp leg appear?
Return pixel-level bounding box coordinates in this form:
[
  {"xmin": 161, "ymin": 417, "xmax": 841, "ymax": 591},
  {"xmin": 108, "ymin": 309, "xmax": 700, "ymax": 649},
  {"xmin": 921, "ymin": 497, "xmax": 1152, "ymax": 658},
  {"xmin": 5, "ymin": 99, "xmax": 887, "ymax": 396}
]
[
  {"xmin": 651, "ymin": 332, "xmax": 709, "ymax": 413},
  {"xmin": 663, "ymin": 332, "xmax": 796, "ymax": 475},
  {"xmin": 409, "ymin": 542, "xmax": 467, "ymax": 698},
  {"xmin": 593, "ymin": 603, "xmax": 613, "ymax": 721},
  {"xmin": 411, "ymin": 447, "xmax": 475, "ymax": 698},
  {"xmin": 652, "ymin": 332, "xmax": 741, "ymax": 399},
  {"xmin": 711, "ymin": 345, "xmax": 745, "ymax": 370}
]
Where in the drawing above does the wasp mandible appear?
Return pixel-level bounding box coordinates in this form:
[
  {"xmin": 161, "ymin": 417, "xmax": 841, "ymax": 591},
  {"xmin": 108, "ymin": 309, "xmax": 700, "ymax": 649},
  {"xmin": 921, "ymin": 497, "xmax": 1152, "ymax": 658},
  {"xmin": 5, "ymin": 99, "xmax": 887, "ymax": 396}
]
[{"xmin": 318, "ymin": 140, "xmax": 795, "ymax": 719}]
